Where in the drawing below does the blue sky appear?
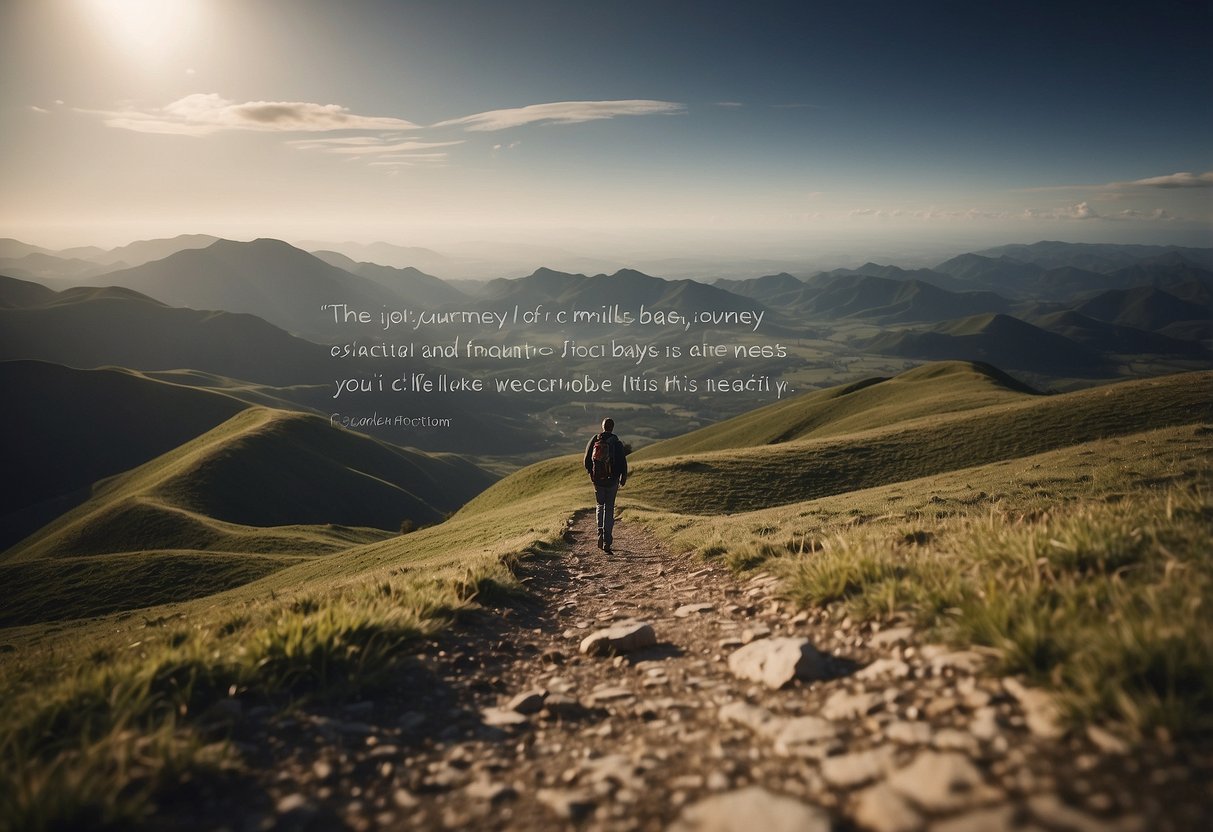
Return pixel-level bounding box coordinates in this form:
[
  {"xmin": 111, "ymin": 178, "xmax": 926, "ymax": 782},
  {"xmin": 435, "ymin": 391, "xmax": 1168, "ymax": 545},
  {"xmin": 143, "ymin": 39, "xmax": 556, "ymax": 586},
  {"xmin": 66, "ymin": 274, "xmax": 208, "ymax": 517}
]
[{"xmin": 2, "ymin": 0, "xmax": 1210, "ymax": 253}]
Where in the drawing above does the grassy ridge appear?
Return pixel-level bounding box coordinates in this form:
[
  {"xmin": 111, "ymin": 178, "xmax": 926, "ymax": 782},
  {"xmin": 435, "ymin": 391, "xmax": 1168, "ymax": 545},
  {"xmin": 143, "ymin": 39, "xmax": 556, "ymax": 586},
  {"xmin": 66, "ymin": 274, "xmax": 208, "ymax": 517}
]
[
  {"xmin": 6, "ymin": 407, "xmax": 494, "ymax": 563},
  {"xmin": 633, "ymin": 361, "xmax": 1038, "ymax": 458},
  {"xmin": 625, "ymin": 423, "xmax": 1213, "ymax": 739},
  {"xmin": 3, "ymin": 362, "xmax": 1211, "ymax": 827},
  {"xmin": 0, "ymin": 551, "xmax": 310, "ymax": 628},
  {"xmin": 626, "ymin": 370, "xmax": 1211, "ymax": 514}
]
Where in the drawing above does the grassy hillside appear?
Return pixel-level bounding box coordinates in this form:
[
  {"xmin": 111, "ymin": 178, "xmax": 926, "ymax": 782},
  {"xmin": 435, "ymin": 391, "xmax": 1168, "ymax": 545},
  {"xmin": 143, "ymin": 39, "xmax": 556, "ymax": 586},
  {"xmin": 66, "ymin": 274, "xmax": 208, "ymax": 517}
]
[
  {"xmin": 463, "ymin": 364, "xmax": 1210, "ymax": 516},
  {"xmin": 0, "ymin": 283, "xmax": 333, "ymax": 386},
  {"xmin": 633, "ymin": 361, "xmax": 1039, "ymax": 458},
  {"xmin": 6, "ymin": 407, "xmax": 495, "ymax": 564},
  {"xmin": 0, "ymin": 360, "xmax": 250, "ymax": 550},
  {"xmin": 2, "ymin": 360, "xmax": 1211, "ymax": 828}
]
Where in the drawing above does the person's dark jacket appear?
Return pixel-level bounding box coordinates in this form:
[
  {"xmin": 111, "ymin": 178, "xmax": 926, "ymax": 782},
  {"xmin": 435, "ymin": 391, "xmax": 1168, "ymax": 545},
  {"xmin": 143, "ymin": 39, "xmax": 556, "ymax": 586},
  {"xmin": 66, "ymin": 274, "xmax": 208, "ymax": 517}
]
[{"xmin": 584, "ymin": 431, "xmax": 627, "ymax": 486}]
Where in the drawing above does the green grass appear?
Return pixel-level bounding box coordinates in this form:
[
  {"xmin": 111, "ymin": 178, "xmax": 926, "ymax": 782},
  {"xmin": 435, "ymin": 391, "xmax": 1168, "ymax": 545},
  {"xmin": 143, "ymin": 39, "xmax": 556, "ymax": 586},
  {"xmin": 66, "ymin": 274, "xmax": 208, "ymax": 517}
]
[
  {"xmin": 5, "ymin": 407, "xmax": 495, "ymax": 563},
  {"xmin": 625, "ymin": 423, "xmax": 1213, "ymax": 742},
  {"xmin": 2, "ymin": 362, "xmax": 1210, "ymax": 826},
  {"xmin": 0, "ymin": 562, "xmax": 495, "ymax": 831},
  {"xmin": 623, "ymin": 369, "xmax": 1211, "ymax": 514}
]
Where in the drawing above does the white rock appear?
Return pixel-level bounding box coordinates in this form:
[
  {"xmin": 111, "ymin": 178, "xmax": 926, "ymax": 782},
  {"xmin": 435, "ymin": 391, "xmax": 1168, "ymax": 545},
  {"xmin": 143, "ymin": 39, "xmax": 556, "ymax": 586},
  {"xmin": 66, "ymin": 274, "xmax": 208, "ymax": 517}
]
[
  {"xmin": 887, "ymin": 751, "xmax": 1002, "ymax": 813},
  {"xmin": 537, "ymin": 788, "xmax": 596, "ymax": 821},
  {"xmin": 579, "ymin": 620, "xmax": 657, "ymax": 656},
  {"xmin": 869, "ymin": 626, "xmax": 914, "ymax": 648},
  {"xmin": 674, "ymin": 602, "xmax": 716, "ymax": 617},
  {"xmin": 857, "ymin": 657, "xmax": 911, "ymax": 680},
  {"xmin": 507, "ymin": 688, "xmax": 547, "ymax": 714},
  {"xmin": 932, "ymin": 728, "xmax": 980, "ymax": 754},
  {"xmin": 931, "ymin": 805, "xmax": 1019, "ymax": 832},
  {"xmin": 481, "ymin": 707, "xmax": 529, "ymax": 727},
  {"xmin": 822, "ymin": 689, "xmax": 883, "ymax": 720},
  {"xmin": 851, "ymin": 782, "xmax": 924, "ymax": 832},
  {"xmin": 726, "ymin": 637, "xmax": 828, "ymax": 689},
  {"xmin": 1029, "ymin": 794, "xmax": 1145, "ymax": 832},
  {"xmin": 1086, "ymin": 724, "xmax": 1129, "ymax": 755},
  {"xmin": 667, "ymin": 786, "xmax": 831, "ymax": 832},
  {"xmin": 969, "ymin": 707, "xmax": 1000, "ymax": 742},
  {"xmin": 1003, "ymin": 677, "xmax": 1065, "ymax": 739},
  {"xmin": 773, "ymin": 716, "xmax": 839, "ymax": 756},
  {"xmin": 717, "ymin": 701, "xmax": 786, "ymax": 738},
  {"xmin": 884, "ymin": 720, "xmax": 932, "ymax": 746},
  {"xmin": 820, "ymin": 746, "xmax": 897, "ymax": 788}
]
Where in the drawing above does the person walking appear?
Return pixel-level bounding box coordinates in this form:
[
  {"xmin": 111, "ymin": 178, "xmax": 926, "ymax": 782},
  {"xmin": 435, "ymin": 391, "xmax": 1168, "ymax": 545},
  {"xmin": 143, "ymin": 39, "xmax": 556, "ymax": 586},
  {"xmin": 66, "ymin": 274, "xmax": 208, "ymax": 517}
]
[{"xmin": 584, "ymin": 417, "xmax": 628, "ymax": 554}]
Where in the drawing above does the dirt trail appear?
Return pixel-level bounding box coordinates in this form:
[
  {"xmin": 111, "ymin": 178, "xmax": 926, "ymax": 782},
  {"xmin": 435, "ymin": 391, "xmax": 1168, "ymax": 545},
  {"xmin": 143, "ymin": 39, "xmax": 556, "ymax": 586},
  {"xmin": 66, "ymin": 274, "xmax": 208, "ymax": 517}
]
[{"xmin": 189, "ymin": 511, "xmax": 1206, "ymax": 832}]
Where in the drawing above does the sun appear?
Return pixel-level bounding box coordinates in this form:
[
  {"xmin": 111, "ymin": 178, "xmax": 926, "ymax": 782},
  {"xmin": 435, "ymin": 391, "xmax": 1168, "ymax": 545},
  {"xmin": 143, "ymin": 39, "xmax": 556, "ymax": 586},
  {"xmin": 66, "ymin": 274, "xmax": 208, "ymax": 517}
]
[{"xmin": 78, "ymin": 0, "xmax": 203, "ymax": 63}]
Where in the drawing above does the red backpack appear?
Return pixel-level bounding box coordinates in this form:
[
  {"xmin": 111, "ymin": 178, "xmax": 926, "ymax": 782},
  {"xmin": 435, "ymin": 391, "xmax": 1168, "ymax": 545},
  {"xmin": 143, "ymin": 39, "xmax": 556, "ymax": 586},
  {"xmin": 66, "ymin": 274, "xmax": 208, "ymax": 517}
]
[{"xmin": 590, "ymin": 433, "xmax": 616, "ymax": 483}]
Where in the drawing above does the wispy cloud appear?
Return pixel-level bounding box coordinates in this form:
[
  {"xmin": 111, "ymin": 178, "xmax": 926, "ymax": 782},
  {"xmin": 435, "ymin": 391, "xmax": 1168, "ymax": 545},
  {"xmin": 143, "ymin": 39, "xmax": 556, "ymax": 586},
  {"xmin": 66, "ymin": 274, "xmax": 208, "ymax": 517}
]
[
  {"xmin": 1020, "ymin": 170, "xmax": 1213, "ymax": 193},
  {"xmin": 1117, "ymin": 171, "xmax": 1213, "ymax": 189},
  {"xmin": 846, "ymin": 203, "xmax": 1179, "ymax": 223},
  {"xmin": 288, "ymin": 137, "xmax": 463, "ymax": 156},
  {"xmin": 433, "ymin": 99, "xmax": 684, "ymax": 131},
  {"xmin": 84, "ymin": 93, "xmax": 419, "ymax": 136},
  {"xmin": 714, "ymin": 101, "xmax": 745, "ymax": 108},
  {"xmin": 29, "ymin": 105, "xmax": 49, "ymax": 114}
]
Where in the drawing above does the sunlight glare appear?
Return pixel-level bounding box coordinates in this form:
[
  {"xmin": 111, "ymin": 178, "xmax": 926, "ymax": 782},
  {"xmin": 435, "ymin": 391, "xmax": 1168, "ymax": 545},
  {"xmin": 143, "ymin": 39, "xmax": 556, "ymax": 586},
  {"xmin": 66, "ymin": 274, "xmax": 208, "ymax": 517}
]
[{"xmin": 79, "ymin": 0, "xmax": 203, "ymax": 63}]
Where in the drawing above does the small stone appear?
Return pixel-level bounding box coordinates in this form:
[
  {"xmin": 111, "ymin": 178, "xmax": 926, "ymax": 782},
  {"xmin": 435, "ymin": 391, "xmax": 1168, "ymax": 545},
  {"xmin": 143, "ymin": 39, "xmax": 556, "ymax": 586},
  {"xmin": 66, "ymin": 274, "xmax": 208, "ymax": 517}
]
[
  {"xmin": 927, "ymin": 649, "xmax": 988, "ymax": 675},
  {"xmin": 727, "ymin": 638, "xmax": 829, "ymax": 689},
  {"xmin": 1086, "ymin": 725, "xmax": 1129, "ymax": 755},
  {"xmin": 851, "ymin": 782, "xmax": 924, "ymax": 832},
  {"xmin": 820, "ymin": 746, "xmax": 897, "ymax": 788},
  {"xmin": 885, "ymin": 721, "xmax": 931, "ymax": 746},
  {"xmin": 1003, "ymin": 677, "xmax": 1065, "ymax": 739},
  {"xmin": 857, "ymin": 658, "xmax": 911, "ymax": 680},
  {"xmin": 481, "ymin": 707, "xmax": 529, "ymax": 727},
  {"xmin": 392, "ymin": 788, "xmax": 419, "ymax": 809},
  {"xmin": 931, "ymin": 805, "xmax": 1019, "ymax": 832},
  {"xmin": 869, "ymin": 626, "xmax": 914, "ymax": 647},
  {"xmin": 275, "ymin": 794, "xmax": 312, "ymax": 815},
  {"xmin": 465, "ymin": 779, "xmax": 517, "ymax": 803},
  {"xmin": 312, "ymin": 760, "xmax": 334, "ymax": 780},
  {"xmin": 741, "ymin": 625, "xmax": 771, "ymax": 643},
  {"xmin": 507, "ymin": 689, "xmax": 547, "ymax": 714},
  {"xmin": 674, "ymin": 603, "xmax": 716, "ymax": 617},
  {"xmin": 1028, "ymin": 794, "xmax": 1145, "ymax": 832},
  {"xmin": 932, "ymin": 728, "xmax": 979, "ymax": 754},
  {"xmin": 579, "ymin": 620, "xmax": 657, "ymax": 656},
  {"xmin": 969, "ymin": 707, "xmax": 1000, "ymax": 742},
  {"xmin": 773, "ymin": 716, "xmax": 839, "ymax": 756},
  {"xmin": 822, "ymin": 689, "xmax": 883, "ymax": 720},
  {"xmin": 923, "ymin": 697, "xmax": 958, "ymax": 719},
  {"xmin": 537, "ymin": 788, "xmax": 596, "ymax": 821},
  {"xmin": 668, "ymin": 786, "xmax": 830, "ymax": 832},
  {"xmin": 588, "ymin": 685, "xmax": 635, "ymax": 703},
  {"xmin": 717, "ymin": 701, "xmax": 785, "ymax": 737},
  {"xmin": 887, "ymin": 751, "xmax": 1002, "ymax": 813}
]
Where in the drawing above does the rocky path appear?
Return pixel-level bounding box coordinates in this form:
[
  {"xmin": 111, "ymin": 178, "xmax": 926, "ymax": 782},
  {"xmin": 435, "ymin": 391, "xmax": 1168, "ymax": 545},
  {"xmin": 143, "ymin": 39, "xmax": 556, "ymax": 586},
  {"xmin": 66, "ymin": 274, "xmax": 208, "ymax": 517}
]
[{"xmin": 203, "ymin": 511, "xmax": 1209, "ymax": 832}]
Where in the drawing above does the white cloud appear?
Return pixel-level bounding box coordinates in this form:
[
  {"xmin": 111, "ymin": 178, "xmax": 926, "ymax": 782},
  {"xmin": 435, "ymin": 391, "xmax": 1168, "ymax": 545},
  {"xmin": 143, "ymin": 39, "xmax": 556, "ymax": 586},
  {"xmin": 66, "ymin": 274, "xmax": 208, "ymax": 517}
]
[
  {"xmin": 54, "ymin": 99, "xmax": 64, "ymax": 105},
  {"xmin": 288, "ymin": 137, "xmax": 462, "ymax": 156},
  {"xmin": 434, "ymin": 99, "xmax": 684, "ymax": 131},
  {"xmin": 1067, "ymin": 201, "xmax": 1097, "ymax": 219},
  {"xmin": 84, "ymin": 93, "xmax": 419, "ymax": 136},
  {"xmin": 29, "ymin": 105, "xmax": 49, "ymax": 114},
  {"xmin": 714, "ymin": 101, "xmax": 744, "ymax": 108},
  {"xmin": 1117, "ymin": 171, "xmax": 1213, "ymax": 189}
]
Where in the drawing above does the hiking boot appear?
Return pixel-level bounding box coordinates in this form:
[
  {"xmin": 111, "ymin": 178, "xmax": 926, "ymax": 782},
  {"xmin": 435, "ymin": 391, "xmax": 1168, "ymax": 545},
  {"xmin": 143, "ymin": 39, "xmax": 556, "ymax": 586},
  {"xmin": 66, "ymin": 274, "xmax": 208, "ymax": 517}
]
[{"xmin": 604, "ymin": 544, "xmax": 613, "ymax": 555}]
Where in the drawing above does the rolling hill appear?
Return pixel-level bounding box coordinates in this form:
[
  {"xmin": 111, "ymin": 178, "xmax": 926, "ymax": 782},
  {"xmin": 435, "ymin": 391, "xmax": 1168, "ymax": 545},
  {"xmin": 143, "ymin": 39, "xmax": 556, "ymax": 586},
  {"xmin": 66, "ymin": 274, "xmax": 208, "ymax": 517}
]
[
  {"xmin": 0, "ymin": 274, "xmax": 57, "ymax": 308},
  {"xmin": 477, "ymin": 267, "xmax": 766, "ymax": 319},
  {"xmin": 460, "ymin": 364, "xmax": 1212, "ymax": 518},
  {"xmin": 0, "ymin": 283, "xmax": 332, "ymax": 385},
  {"xmin": 1074, "ymin": 285, "xmax": 1210, "ymax": 332},
  {"xmin": 0, "ymin": 360, "xmax": 250, "ymax": 551},
  {"xmin": 311, "ymin": 250, "xmax": 468, "ymax": 307},
  {"xmin": 863, "ymin": 313, "xmax": 1108, "ymax": 374},
  {"xmin": 1029, "ymin": 310, "xmax": 1206, "ymax": 356},
  {"xmin": 89, "ymin": 238, "xmax": 403, "ymax": 339},
  {"xmin": 5, "ymin": 407, "xmax": 496, "ymax": 564},
  {"xmin": 790, "ymin": 273, "xmax": 1013, "ymax": 323}
]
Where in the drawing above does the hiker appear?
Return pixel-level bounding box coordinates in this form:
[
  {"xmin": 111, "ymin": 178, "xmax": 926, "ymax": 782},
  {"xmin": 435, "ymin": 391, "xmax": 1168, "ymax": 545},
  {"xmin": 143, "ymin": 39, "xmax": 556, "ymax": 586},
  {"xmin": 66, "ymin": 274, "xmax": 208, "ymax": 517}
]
[{"xmin": 584, "ymin": 417, "xmax": 628, "ymax": 554}]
